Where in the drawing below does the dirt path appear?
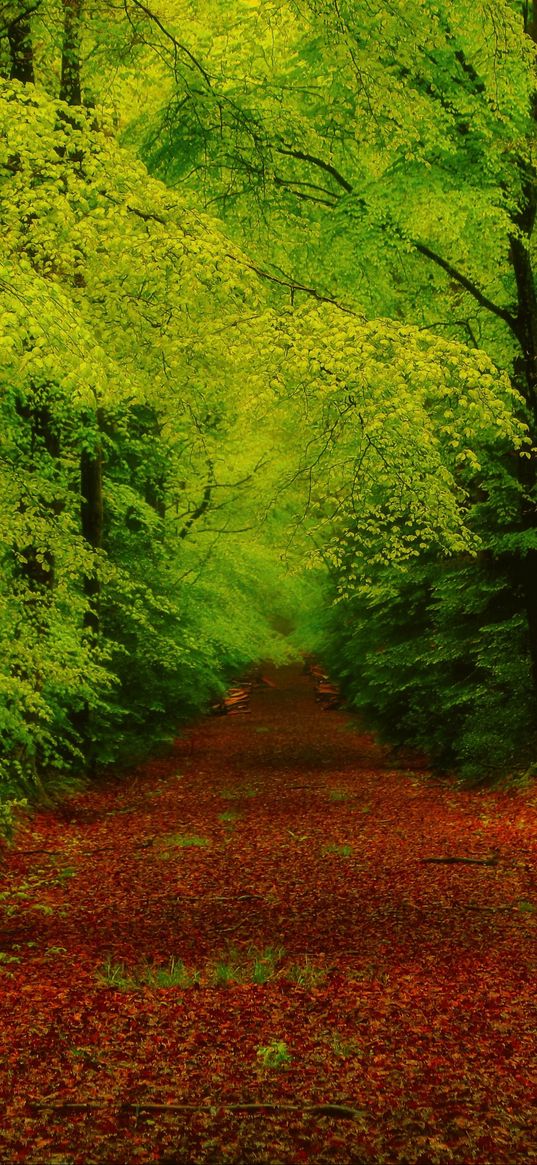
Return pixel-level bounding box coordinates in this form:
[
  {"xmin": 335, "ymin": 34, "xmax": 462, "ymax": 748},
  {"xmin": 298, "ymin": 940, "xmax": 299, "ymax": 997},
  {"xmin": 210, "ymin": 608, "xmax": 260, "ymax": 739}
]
[{"xmin": 1, "ymin": 665, "xmax": 536, "ymax": 1163}]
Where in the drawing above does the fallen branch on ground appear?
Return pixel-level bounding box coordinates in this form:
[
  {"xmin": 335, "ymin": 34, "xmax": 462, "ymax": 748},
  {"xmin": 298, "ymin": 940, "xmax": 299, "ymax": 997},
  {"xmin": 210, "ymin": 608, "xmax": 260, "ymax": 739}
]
[
  {"xmin": 421, "ymin": 853, "xmax": 499, "ymax": 866},
  {"xmin": 29, "ymin": 1099, "xmax": 365, "ymax": 1120}
]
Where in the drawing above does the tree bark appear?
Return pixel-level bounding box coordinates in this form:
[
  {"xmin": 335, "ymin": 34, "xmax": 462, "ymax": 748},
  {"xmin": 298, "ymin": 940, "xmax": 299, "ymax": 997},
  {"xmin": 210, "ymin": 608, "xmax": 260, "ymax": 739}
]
[
  {"xmin": 80, "ymin": 428, "xmax": 104, "ymax": 636},
  {"xmin": 59, "ymin": 0, "xmax": 82, "ymax": 105},
  {"xmin": 16, "ymin": 392, "xmax": 61, "ymax": 598},
  {"xmin": 508, "ymin": 0, "xmax": 537, "ymax": 688},
  {"xmin": 73, "ymin": 415, "xmax": 104, "ymax": 768},
  {"xmin": 7, "ymin": 8, "xmax": 34, "ymax": 84}
]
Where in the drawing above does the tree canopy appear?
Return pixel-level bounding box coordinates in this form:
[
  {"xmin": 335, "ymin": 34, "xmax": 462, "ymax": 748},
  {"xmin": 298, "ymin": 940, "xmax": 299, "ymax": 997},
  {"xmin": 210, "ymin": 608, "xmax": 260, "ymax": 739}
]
[{"xmin": 1, "ymin": 0, "xmax": 537, "ymax": 829}]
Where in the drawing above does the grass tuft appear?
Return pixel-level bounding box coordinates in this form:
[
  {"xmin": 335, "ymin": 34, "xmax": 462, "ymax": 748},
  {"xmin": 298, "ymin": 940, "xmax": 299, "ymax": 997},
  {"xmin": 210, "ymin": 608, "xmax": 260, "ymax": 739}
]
[
  {"xmin": 158, "ymin": 833, "xmax": 210, "ymax": 855},
  {"xmin": 322, "ymin": 843, "xmax": 352, "ymax": 857},
  {"xmin": 144, "ymin": 957, "xmax": 200, "ymax": 988},
  {"xmin": 286, "ymin": 957, "xmax": 328, "ymax": 988},
  {"xmin": 220, "ymin": 785, "xmax": 258, "ymax": 800},
  {"xmin": 256, "ymin": 1039, "xmax": 292, "ymax": 1070}
]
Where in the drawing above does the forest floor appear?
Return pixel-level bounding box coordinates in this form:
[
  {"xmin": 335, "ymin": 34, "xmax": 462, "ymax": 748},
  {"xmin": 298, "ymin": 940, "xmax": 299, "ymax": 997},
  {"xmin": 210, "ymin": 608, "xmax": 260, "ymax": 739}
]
[{"xmin": 1, "ymin": 665, "xmax": 537, "ymax": 1165}]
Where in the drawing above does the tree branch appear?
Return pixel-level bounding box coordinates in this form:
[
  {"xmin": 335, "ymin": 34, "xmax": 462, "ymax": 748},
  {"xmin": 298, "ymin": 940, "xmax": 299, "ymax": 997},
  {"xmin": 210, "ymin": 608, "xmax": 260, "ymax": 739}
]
[
  {"xmin": 178, "ymin": 463, "xmax": 214, "ymax": 540},
  {"xmin": 0, "ymin": 2, "xmax": 41, "ymax": 37},
  {"xmin": 272, "ymin": 146, "xmax": 515, "ymax": 330},
  {"xmin": 413, "ymin": 240, "xmax": 517, "ymax": 330},
  {"xmin": 225, "ymin": 253, "xmax": 360, "ymax": 316},
  {"xmin": 276, "ymin": 146, "xmax": 353, "ymax": 193},
  {"xmin": 124, "ymin": 0, "xmax": 212, "ymax": 86},
  {"xmin": 30, "ymin": 1099, "xmax": 364, "ymax": 1119}
]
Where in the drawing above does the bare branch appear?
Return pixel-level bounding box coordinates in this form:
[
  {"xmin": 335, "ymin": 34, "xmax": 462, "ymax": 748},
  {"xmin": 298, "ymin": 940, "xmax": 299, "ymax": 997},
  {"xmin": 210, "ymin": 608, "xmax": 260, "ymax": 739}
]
[
  {"xmin": 276, "ymin": 145, "xmax": 353, "ymax": 193},
  {"xmin": 124, "ymin": 0, "xmax": 212, "ymax": 87},
  {"xmin": 225, "ymin": 253, "xmax": 361, "ymax": 316},
  {"xmin": 413, "ymin": 240, "xmax": 517, "ymax": 330}
]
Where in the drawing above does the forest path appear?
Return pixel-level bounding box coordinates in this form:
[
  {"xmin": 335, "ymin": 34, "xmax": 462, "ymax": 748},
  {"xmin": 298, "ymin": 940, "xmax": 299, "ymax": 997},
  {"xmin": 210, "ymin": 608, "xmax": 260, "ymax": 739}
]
[{"xmin": 2, "ymin": 665, "xmax": 537, "ymax": 1163}]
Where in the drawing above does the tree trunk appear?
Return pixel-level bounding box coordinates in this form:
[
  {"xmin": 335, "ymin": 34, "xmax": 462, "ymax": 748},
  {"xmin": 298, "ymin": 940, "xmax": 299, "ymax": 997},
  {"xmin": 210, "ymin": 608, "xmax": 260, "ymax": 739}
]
[
  {"xmin": 59, "ymin": 0, "xmax": 82, "ymax": 105},
  {"xmin": 73, "ymin": 415, "xmax": 104, "ymax": 769},
  {"xmin": 131, "ymin": 404, "xmax": 167, "ymax": 521},
  {"xmin": 145, "ymin": 476, "xmax": 166, "ymax": 520},
  {"xmin": 7, "ymin": 9, "xmax": 34, "ymax": 84},
  {"xmin": 509, "ymin": 8, "xmax": 537, "ymax": 688},
  {"xmin": 80, "ymin": 428, "xmax": 104, "ymax": 635},
  {"xmin": 16, "ymin": 393, "xmax": 61, "ymax": 599}
]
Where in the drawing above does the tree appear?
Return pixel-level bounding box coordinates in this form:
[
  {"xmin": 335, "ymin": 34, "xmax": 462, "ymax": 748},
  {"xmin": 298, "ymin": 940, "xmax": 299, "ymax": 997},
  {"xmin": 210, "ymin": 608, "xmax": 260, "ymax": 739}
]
[
  {"xmin": 0, "ymin": 79, "xmax": 298, "ymax": 798},
  {"xmin": 2, "ymin": 0, "xmax": 535, "ymax": 817},
  {"xmin": 134, "ymin": 1, "xmax": 537, "ymax": 740}
]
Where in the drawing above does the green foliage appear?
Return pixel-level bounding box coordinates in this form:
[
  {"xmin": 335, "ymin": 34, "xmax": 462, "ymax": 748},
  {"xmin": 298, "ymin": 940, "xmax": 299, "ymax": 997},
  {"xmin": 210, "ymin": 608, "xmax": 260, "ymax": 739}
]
[
  {"xmin": 0, "ymin": 79, "xmax": 304, "ymax": 813},
  {"xmin": 324, "ymin": 551, "xmax": 536, "ymax": 781},
  {"xmin": 2, "ymin": 0, "xmax": 537, "ymax": 821},
  {"xmin": 143, "ymin": 957, "xmax": 200, "ymax": 988},
  {"xmin": 255, "ymin": 1039, "xmax": 292, "ymax": 1070},
  {"xmin": 0, "ymin": 797, "xmax": 28, "ymax": 846}
]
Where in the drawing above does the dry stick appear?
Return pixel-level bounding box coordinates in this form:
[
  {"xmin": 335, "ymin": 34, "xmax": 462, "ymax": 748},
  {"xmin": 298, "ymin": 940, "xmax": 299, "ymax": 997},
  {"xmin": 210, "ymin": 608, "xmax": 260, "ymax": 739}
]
[
  {"xmin": 11, "ymin": 849, "xmax": 64, "ymax": 856},
  {"xmin": 207, "ymin": 893, "xmax": 267, "ymax": 902},
  {"xmin": 421, "ymin": 856, "xmax": 499, "ymax": 866},
  {"xmin": 452, "ymin": 903, "xmax": 512, "ymax": 912},
  {"xmin": 14, "ymin": 839, "xmax": 156, "ymax": 857},
  {"xmin": 31, "ymin": 1100, "xmax": 363, "ymax": 1120}
]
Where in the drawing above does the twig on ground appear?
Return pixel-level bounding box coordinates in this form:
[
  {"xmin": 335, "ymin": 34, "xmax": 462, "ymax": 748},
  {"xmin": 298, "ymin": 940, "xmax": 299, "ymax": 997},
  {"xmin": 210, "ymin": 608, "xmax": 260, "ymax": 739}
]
[
  {"xmin": 29, "ymin": 1099, "xmax": 365, "ymax": 1120},
  {"xmin": 421, "ymin": 854, "xmax": 499, "ymax": 866}
]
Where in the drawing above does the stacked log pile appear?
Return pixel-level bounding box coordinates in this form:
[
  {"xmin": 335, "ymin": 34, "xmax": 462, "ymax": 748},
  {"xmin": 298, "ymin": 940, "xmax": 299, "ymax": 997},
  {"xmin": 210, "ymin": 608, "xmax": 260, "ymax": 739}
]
[{"xmin": 304, "ymin": 658, "xmax": 342, "ymax": 710}]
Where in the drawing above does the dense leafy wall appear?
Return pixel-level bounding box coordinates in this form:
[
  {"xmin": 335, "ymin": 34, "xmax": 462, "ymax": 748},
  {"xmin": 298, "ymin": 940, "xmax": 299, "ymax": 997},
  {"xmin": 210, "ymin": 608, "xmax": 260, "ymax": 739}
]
[
  {"xmin": 2, "ymin": 0, "xmax": 537, "ymax": 830},
  {"xmin": 0, "ymin": 81, "xmax": 298, "ymax": 821}
]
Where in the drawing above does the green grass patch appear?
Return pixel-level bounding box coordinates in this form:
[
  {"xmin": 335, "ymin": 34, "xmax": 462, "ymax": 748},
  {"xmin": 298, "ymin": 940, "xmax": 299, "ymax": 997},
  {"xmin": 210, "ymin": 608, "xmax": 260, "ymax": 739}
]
[
  {"xmin": 322, "ymin": 843, "xmax": 352, "ymax": 857},
  {"xmin": 211, "ymin": 957, "xmax": 243, "ymax": 986},
  {"xmin": 329, "ymin": 1032, "xmax": 363, "ymax": 1059},
  {"xmin": 158, "ymin": 833, "xmax": 210, "ymax": 855},
  {"xmin": 97, "ymin": 946, "xmax": 287, "ymax": 991},
  {"xmin": 218, "ymin": 810, "xmax": 241, "ymax": 825},
  {"xmin": 97, "ymin": 958, "xmax": 137, "ymax": 990},
  {"xmin": 256, "ymin": 1039, "xmax": 292, "ymax": 1070},
  {"xmin": 53, "ymin": 866, "xmax": 77, "ymax": 883},
  {"xmin": 286, "ymin": 957, "xmax": 329, "ymax": 988},
  {"xmin": 0, "ymin": 951, "xmax": 21, "ymax": 966},
  {"xmin": 220, "ymin": 785, "xmax": 258, "ymax": 800},
  {"xmin": 144, "ymin": 957, "xmax": 200, "ymax": 988},
  {"xmin": 248, "ymin": 944, "xmax": 285, "ymax": 984}
]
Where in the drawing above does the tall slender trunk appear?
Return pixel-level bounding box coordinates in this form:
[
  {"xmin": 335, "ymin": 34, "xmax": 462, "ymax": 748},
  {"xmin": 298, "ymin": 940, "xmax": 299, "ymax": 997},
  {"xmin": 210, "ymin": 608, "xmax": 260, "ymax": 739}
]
[
  {"xmin": 145, "ymin": 476, "xmax": 166, "ymax": 520},
  {"xmin": 12, "ymin": 389, "xmax": 62, "ymax": 780},
  {"xmin": 59, "ymin": 0, "xmax": 82, "ymax": 105},
  {"xmin": 16, "ymin": 393, "xmax": 61, "ymax": 600},
  {"xmin": 73, "ymin": 413, "xmax": 104, "ymax": 768},
  {"xmin": 7, "ymin": 9, "xmax": 34, "ymax": 84},
  {"xmin": 508, "ymin": 7, "xmax": 537, "ymax": 690},
  {"xmin": 508, "ymin": 211, "xmax": 537, "ymax": 689},
  {"xmin": 80, "ymin": 420, "xmax": 104, "ymax": 634},
  {"xmin": 132, "ymin": 404, "xmax": 167, "ymax": 521}
]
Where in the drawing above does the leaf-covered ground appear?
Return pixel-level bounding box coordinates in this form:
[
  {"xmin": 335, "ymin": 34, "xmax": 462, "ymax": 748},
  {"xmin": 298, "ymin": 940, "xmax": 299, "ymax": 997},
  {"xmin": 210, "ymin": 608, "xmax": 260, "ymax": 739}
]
[{"xmin": 1, "ymin": 666, "xmax": 537, "ymax": 1164}]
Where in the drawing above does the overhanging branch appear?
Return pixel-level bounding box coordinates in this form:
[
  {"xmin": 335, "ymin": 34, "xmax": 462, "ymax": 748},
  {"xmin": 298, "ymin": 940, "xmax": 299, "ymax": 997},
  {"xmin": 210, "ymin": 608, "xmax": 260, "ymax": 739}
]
[
  {"xmin": 276, "ymin": 146, "xmax": 353, "ymax": 194},
  {"xmin": 225, "ymin": 253, "xmax": 361, "ymax": 316},
  {"xmin": 125, "ymin": 0, "xmax": 212, "ymax": 87},
  {"xmin": 413, "ymin": 240, "xmax": 517, "ymax": 331},
  {"xmin": 272, "ymin": 146, "xmax": 515, "ymax": 329}
]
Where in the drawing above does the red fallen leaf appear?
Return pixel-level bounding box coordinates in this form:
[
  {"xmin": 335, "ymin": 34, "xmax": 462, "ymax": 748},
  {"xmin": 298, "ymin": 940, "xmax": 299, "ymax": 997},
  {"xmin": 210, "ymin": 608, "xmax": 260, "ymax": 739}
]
[{"xmin": 2, "ymin": 663, "xmax": 536, "ymax": 1165}]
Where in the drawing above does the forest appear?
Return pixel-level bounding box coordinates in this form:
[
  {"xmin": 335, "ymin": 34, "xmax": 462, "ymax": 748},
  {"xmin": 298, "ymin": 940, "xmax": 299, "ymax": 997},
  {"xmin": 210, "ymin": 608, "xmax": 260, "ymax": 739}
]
[{"xmin": 1, "ymin": 2, "xmax": 537, "ymax": 1164}]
